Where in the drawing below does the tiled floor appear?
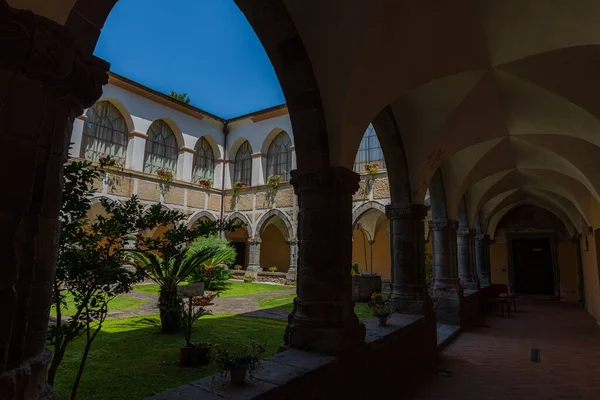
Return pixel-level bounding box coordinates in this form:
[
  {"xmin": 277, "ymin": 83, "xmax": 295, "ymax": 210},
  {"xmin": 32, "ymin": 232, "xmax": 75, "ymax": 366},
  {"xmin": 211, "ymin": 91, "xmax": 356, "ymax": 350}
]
[{"xmin": 410, "ymin": 299, "xmax": 600, "ymax": 400}]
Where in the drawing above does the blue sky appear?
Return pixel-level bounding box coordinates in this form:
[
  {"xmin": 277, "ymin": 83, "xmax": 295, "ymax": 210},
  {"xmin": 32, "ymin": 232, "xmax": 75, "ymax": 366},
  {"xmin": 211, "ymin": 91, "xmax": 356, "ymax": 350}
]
[{"xmin": 94, "ymin": 0, "xmax": 285, "ymax": 119}]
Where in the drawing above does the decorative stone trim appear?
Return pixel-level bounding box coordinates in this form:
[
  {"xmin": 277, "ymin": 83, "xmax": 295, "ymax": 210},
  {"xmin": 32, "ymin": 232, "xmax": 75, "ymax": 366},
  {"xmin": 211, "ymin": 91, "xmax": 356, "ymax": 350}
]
[
  {"xmin": 248, "ymin": 237, "xmax": 262, "ymax": 245},
  {"xmin": 216, "ymin": 158, "xmax": 234, "ymax": 164},
  {"xmin": 475, "ymin": 234, "xmax": 490, "ymax": 242},
  {"xmin": 251, "ymin": 152, "xmax": 267, "ymax": 158},
  {"xmin": 178, "ymin": 146, "xmax": 195, "ymax": 154},
  {"xmin": 385, "ymin": 204, "xmax": 428, "ymax": 220},
  {"xmin": 428, "ymin": 219, "xmax": 459, "ymax": 231},
  {"xmin": 128, "ymin": 130, "xmax": 148, "ymax": 139},
  {"xmin": 76, "ymin": 114, "xmax": 87, "ymax": 121}
]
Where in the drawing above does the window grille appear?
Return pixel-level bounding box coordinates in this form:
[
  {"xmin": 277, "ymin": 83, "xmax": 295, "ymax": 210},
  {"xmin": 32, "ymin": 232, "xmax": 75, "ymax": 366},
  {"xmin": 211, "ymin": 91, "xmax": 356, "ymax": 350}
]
[
  {"xmin": 353, "ymin": 123, "xmax": 386, "ymax": 173},
  {"xmin": 266, "ymin": 131, "xmax": 292, "ymax": 181},
  {"xmin": 234, "ymin": 141, "xmax": 253, "ymax": 185},
  {"xmin": 143, "ymin": 120, "xmax": 178, "ymax": 174},
  {"xmin": 192, "ymin": 137, "xmax": 215, "ymax": 183},
  {"xmin": 80, "ymin": 101, "xmax": 128, "ymax": 163}
]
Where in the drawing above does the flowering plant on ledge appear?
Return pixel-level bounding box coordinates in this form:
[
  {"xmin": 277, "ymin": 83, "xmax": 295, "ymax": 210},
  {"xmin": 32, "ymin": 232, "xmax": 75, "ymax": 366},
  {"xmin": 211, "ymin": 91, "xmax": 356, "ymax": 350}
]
[
  {"xmin": 213, "ymin": 342, "xmax": 266, "ymax": 384},
  {"xmin": 198, "ymin": 178, "xmax": 212, "ymax": 188},
  {"xmin": 368, "ymin": 292, "xmax": 392, "ymax": 326},
  {"xmin": 98, "ymin": 154, "xmax": 124, "ymax": 172},
  {"xmin": 364, "ymin": 163, "xmax": 379, "ymax": 178},
  {"xmin": 156, "ymin": 168, "xmax": 174, "ymax": 183}
]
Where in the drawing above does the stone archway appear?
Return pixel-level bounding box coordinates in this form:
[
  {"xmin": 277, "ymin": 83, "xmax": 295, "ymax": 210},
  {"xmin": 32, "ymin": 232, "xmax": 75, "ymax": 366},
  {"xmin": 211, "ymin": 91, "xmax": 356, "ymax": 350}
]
[
  {"xmin": 256, "ymin": 210, "xmax": 293, "ymax": 273},
  {"xmin": 352, "ymin": 206, "xmax": 391, "ymax": 278}
]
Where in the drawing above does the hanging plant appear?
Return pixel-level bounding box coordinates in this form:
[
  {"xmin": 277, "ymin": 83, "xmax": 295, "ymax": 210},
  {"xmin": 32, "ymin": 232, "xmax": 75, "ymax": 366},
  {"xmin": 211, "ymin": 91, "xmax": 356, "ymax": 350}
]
[
  {"xmin": 364, "ymin": 163, "xmax": 379, "ymax": 179},
  {"xmin": 233, "ymin": 181, "xmax": 247, "ymax": 196},
  {"xmin": 98, "ymin": 154, "xmax": 124, "ymax": 190},
  {"xmin": 267, "ymin": 175, "xmax": 282, "ymax": 206},
  {"xmin": 156, "ymin": 168, "xmax": 174, "ymax": 183},
  {"xmin": 198, "ymin": 178, "xmax": 212, "ymax": 188}
]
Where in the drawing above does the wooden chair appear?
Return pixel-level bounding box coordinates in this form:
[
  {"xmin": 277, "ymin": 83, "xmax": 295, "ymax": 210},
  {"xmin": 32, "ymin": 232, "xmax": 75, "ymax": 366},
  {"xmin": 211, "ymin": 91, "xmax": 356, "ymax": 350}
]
[{"xmin": 480, "ymin": 284, "xmax": 515, "ymax": 317}]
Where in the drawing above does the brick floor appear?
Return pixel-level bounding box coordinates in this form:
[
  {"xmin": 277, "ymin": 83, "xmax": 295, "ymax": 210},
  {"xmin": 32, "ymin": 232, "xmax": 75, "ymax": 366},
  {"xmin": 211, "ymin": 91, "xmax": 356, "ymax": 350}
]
[{"xmin": 410, "ymin": 299, "xmax": 600, "ymax": 400}]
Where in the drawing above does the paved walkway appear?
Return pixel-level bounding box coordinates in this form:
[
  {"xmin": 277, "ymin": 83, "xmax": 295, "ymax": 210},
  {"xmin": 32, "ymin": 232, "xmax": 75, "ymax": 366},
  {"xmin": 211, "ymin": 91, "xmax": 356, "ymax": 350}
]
[
  {"xmin": 110, "ymin": 287, "xmax": 295, "ymax": 320},
  {"xmin": 408, "ymin": 299, "xmax": 600, "ymax": 400}
]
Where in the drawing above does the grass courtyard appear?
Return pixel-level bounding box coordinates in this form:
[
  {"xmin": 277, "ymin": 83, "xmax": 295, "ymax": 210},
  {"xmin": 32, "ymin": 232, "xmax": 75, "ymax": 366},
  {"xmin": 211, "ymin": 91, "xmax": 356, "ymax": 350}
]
[
  {"xmin": 50, "ymin": 292, "xmax": 148, "ymax": 317},
  {"xmin": 52, "ymin": 314, "xmax": 286, "ymax": 400}
]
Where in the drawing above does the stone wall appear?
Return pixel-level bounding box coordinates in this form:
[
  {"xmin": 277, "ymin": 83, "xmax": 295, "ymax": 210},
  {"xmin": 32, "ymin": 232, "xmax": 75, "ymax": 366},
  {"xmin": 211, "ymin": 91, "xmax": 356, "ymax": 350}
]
[{"xmin": 231, "ymin": 270, "xmax": 294, "ymax": 286}]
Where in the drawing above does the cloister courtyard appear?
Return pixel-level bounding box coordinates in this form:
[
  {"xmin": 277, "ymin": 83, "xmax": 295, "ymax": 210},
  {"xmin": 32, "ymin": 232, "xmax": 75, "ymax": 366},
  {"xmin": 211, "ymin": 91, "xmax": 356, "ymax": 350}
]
[{"xmin": 3, "ymin": 1, "xmax": 600, "ymax": 399}]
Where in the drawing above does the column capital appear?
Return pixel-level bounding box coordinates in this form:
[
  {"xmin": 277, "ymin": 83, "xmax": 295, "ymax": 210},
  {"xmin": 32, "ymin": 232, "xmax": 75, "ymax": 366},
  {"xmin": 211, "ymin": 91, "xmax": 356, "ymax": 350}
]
[
  {"xmin": 286, "ymin": 238, "xmax": 299, "ymax": 245},
  {"xmin": 428, "ymin": 219, "xmax": 459, "ymax": 231},
  {"xmin": 385, "ymin": 203, "xmax": 427, "ymax": 220},
  {"xmin": 457, "ymin": 228, "xmax": 471, "ymax": 237},
  {"xmin": 248, "ymin": 237, "xmax": 262, "ymax": 245},
  {"xmin": 0, "ymin": 5, "xmax": 109, "ymax": 112},
  {"xmin": 290, "ymin": 167, "xmax": 359, "ymax": 196}
]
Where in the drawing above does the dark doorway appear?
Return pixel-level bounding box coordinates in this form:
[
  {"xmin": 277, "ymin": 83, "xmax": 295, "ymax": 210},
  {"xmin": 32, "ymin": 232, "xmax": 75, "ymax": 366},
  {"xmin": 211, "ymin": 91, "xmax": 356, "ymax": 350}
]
[
  {"xmin": 231, "ymin": 241, "xmax": 247, "ymax": 268},
  {"xmin": 511, "ymin": 238, "xmax": 555, "ymax": 295}
]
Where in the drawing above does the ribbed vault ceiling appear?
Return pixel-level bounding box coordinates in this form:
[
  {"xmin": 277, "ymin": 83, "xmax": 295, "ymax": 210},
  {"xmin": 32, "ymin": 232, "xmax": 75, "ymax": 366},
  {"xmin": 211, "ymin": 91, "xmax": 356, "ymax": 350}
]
[{"xmin": 284, "ymin": 0, "xmax": 600, "ymax": 235}]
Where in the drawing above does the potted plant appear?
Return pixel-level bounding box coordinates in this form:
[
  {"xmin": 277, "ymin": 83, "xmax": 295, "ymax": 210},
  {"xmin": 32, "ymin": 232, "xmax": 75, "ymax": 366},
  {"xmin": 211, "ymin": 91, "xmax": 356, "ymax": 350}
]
[
  {"xmin": 243, "ymin": 273, "xmax": 253, "ymax": 283},
  {"xmin": 351, "ymin": 262, "xmax": 361, "ymax": 276},
  {"xmin": 268, "ymin": 266, "xmax": 277, "ymax": 273},
  {"xmin": 198, "ymin": 178, "xmax": 212, "ymax": 188},
  {"xmin": 213, "ymin": 342, "xmax": 266, "ymax": 385},
  {"xmin": 180, "ymin": 297, "xmax": 212, "ymax": 367},
  {"xmin": 369, "ymin": 292, "xmax": 392, "ymax": 327},
  {"xmin": 267, "ymin": 175, "xmax": 282, "ymax": 206},
  {"xmin": 156, "ymin": 168, "xmax": 174, "ymax": 183},
  {"xmin": 233, "ymin": 264, "xmax": 243, "ymax": 271}
]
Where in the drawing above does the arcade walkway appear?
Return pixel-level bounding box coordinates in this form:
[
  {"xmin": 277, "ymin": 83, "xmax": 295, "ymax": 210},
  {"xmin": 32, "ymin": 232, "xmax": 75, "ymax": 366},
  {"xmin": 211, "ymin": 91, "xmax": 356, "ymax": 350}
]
[{"xmin": 410, "ymin": 299, "xmax": 600, "ymax": 399}]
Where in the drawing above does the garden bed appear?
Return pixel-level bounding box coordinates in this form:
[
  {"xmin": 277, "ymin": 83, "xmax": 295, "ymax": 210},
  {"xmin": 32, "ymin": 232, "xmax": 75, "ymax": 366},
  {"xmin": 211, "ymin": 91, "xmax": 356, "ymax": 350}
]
[{"xmin": 231, "ymin": 270, "xmax": 295, "ymax": 286}]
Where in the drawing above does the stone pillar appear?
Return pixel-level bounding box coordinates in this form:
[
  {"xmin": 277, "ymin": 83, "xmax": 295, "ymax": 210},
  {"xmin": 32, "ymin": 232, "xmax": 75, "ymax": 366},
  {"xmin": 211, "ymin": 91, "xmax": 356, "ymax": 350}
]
[
  {"xmin": 457, "ymin": 228, "xmax": 478, "ymax": 290},
  {"xmin": 476, "ymin": 234, "xmax": 491, "ymax": 287},
  {"xmin": 469, "ymin": 229, "xmax": 480, "ymax": 289},
  {"xmin": 574, "ymin": 234, "xmax": 585, "ymax": 305},
  {"xmin": 284, "ymin": 167, "xmax": 365, "ymax": 354},
  {"xmin": 126, "ymin": 131, "xmax": 147, "ymax": 172},
  {"xmin": 286, "ymin": 239, "xmax": 298, "ymax": 282},
  {"xmin": 429, "ymin": 219, "xmax": 463, "ymax": 325},
  {"xmin": 385, "ymin": 204, "xmax": 433, "ymax": 315},
  {"xmin": 0, "ymin": 4, "xmax": 108, "ymax": 398},
  {"xmin": 177, "ymin": 147, "xmax": 195, "ymax": 182},
  {"xmin": 247, "ymin": 238, "xmax": 262, "ymax": 272}
]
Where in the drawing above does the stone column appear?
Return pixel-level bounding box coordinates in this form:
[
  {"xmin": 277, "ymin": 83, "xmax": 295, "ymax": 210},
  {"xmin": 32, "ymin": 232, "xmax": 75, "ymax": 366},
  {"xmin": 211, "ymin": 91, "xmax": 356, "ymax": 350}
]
[
  {"xmin": 286, "ymin": 239, "xmax": 298, "ymax": 282},
  {"xmin": 247, "ymin": 238, "xmax": 262, "ymax": 272},
  {"xmin": 284, "ymin": 167, "xmax": 365, "ymax": 354},
  {"xmin": 385, "ymin": 204, "xmax": 433, "ymax": 315},
  {"xmin": 429, "ymin": 219, "xmax": 463, "ymax": 325},
  {"xmin": 476, "ymin": 234, "xmax": 491, "ymax": 287},
  {"xmin": 457, "ymin": 228, "xmax": 478, "ymax": 290},
  {"xmin": 469, "ymin": 229, "xmax": 480, "ymax": 289},
  {"xmin": 0, "ymin": 4, "xmax": 108, "ymax": 398}
]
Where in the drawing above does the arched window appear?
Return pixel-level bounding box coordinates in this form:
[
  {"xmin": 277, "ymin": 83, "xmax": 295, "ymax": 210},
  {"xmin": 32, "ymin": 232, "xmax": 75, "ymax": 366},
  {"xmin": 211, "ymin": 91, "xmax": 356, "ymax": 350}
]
[
  {"xmin": 266, "ymin": 131, "xmax": 292, "ymax": 181},
  {"xmin": 80, "ymin": 101, "xmax": 128, "ymax": 163},
  {"xmin": 192, "ymin": 137, "xmax": 215, "ymax": 184},
  {"xmin": 354, "ymin": 123, "xmax": 386, "ymax": 173},
  {"xmin": 233, "ymin": 141, "xmax": 252, "ymax": 186},
  {"xmin": 143, "ymin": 120, "xmax": 178, "ymax": 174}
]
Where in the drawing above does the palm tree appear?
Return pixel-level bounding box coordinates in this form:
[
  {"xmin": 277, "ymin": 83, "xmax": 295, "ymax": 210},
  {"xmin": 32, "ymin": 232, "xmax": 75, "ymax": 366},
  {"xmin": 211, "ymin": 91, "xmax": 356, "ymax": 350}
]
[{"xmin": 129, "ymin": 240, "xmax": 218, "ymax": 333}]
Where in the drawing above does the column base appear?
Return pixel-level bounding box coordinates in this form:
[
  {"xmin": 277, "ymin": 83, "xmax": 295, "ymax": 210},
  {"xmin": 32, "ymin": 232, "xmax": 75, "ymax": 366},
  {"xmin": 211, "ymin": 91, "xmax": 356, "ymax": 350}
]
[
  {"xmin": 246, "ymin": 265, "xmax": 263, "ymax": 272},
  {"xmin": 460, "ymin": 274, "xmax": 480, "ymax": 290},
  {"xmin": 433, "ymin": 295, "xmax": 462, "ymax": 325},
  {"xmin": 285, "ymin": 267, "xmax": 297, "ymax": 283},
  {"xmin": 286, "ymin": 321, "xmax": 366, "ymax": 354}
]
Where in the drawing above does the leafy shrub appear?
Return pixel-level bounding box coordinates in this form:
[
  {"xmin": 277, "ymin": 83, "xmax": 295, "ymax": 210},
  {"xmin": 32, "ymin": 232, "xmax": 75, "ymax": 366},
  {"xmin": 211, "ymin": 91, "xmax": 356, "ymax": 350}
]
[{"xmin": 187, "ymin": 235, "xmax": 236, "ymax": 292}]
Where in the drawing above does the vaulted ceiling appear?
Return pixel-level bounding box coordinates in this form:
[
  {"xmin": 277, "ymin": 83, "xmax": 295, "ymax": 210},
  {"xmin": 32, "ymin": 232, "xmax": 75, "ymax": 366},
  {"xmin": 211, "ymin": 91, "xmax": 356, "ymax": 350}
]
[{"xmin": 283, "ymin": 0, "xmax": 600, "ymax": 235}]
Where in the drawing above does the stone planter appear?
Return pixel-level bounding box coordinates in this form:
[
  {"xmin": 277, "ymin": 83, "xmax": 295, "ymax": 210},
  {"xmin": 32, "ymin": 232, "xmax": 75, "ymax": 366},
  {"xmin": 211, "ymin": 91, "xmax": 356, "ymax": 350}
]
[
  {"xmin": 180, "ymin": 342, "xmax": 211, "ymax": 367},
  {"xmin": 377, "ymin": 316, "xmax": 389, "ymax": 327},
  {"xmin": 352, "ymin": 274, "xmax": 382, "ymax": 302},
  {"xmin": 230, "ymin": 366, "xmax": 247, "ymax": 385}
]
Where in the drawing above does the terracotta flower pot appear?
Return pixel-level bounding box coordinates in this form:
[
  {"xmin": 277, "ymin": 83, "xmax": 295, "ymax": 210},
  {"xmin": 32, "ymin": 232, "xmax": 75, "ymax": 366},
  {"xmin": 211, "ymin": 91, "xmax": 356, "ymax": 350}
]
[{"xmin": 230, "ymin": 366, "xmax": 247, "ymax": 386}]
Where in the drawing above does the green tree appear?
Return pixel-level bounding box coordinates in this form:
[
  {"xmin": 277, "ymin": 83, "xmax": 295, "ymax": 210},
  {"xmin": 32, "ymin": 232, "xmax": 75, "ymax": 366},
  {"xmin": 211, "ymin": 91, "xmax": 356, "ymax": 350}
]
[
  {"xmin": 168, "ymin": 91, "xmax": 191, "ymax": 104},
  {"xmin": 187, "ymin": 235, "xmax": 237, "ymax": 292},
  {"xmin": 49, "ymin": 158, "xmax": 185, "ymax": 399}
]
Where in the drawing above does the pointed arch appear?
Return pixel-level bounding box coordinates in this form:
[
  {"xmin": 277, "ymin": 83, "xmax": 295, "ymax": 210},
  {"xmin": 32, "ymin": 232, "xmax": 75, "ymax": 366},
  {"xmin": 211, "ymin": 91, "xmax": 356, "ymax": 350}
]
[
  {"xmin": 81, "ymin": 100, "xmax": 129, "ymax": 163},
  {"xmin": 187, "ymin": 211, "xmax": 218, "ymax": 228},
  {"xmin": 226, "ymin": 212, "xmax": 253, "ymax": 237},
  {"xmin": 352, "ymin": 201, "xmax": 387, "ymax": 227},
  {"xmin": 144, "ymin": 119, "xmax": 179, "ymax": 175},
  {"xmin": 233, "ymin": 140, "xmax": 253, "ymax": 186},
  {"xmin": 265, "ymin": 131, "xmax": 293, "ymax": 181},
  {"xmin": 256, "ymin": 209, "xmax": 294, "ymax": 239},
  {"xmin": 192, "ymin": 137, "xmax": 216, "ymax": 184}
]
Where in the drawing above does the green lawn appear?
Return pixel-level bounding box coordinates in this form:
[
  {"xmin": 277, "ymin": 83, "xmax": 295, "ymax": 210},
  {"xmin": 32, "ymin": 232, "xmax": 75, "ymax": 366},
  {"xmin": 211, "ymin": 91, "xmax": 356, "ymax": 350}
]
[
  {"xmin": 256, "ymin": 294, "xmax": 375, "ymax": 319},
  {"xmin": 51, "ymin": 313, "xmax": 286, "ymax": 400},
  {"xmin": 134, "ymin": 281, "xmax": 293, "ymax": 298},
  {"xmin": 50, "ymin": 292, "xmax": 147, "ymax": 317}
]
